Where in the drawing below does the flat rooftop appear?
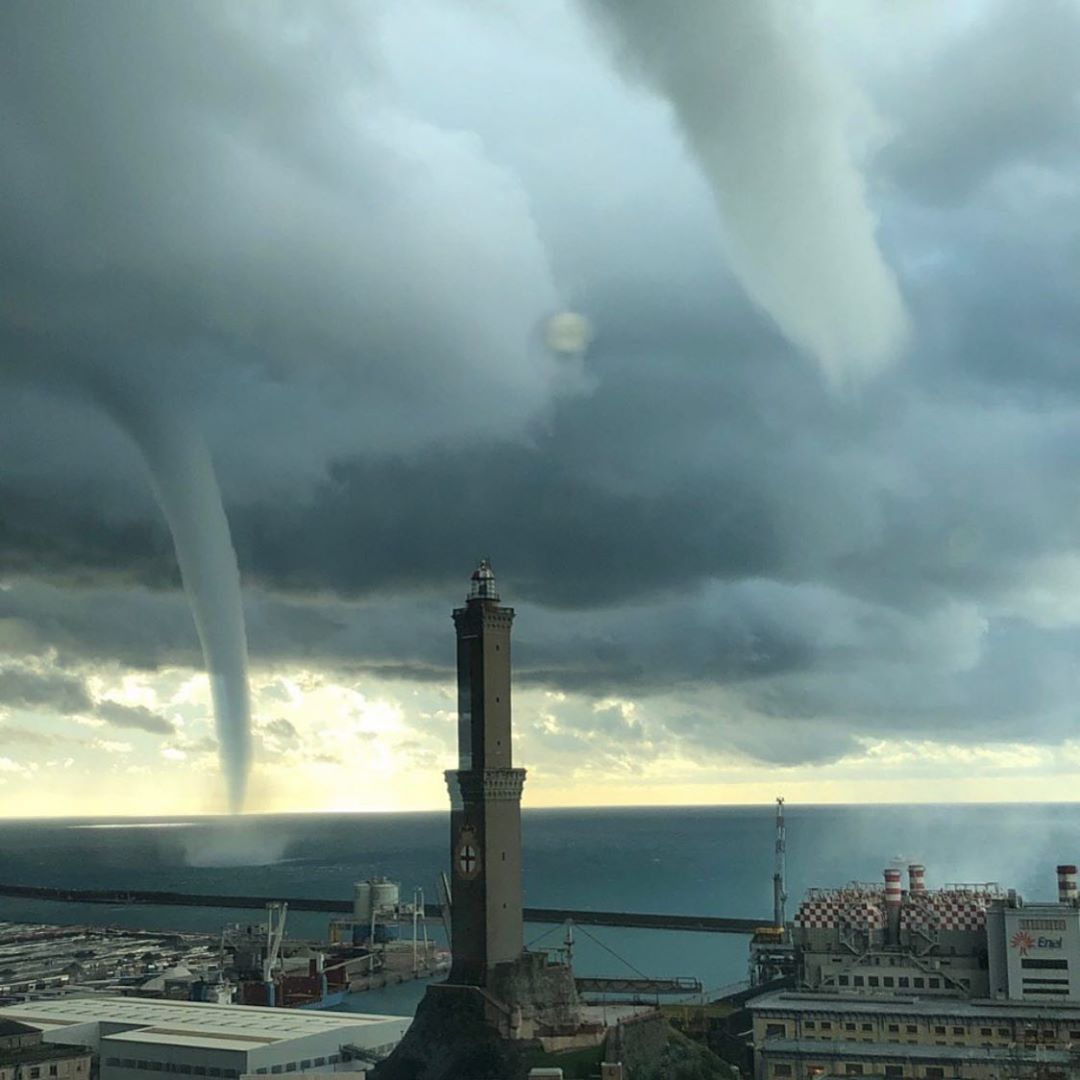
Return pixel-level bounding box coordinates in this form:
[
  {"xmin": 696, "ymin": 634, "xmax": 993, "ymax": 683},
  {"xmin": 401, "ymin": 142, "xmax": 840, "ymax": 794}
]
[
  {"xmin": 0, "ymin": 996, "xmax": 405, "ymax": 1046},
  {"xmin": 750, "ymin": 990, "xmax": 1080, "ymax": 1022}
]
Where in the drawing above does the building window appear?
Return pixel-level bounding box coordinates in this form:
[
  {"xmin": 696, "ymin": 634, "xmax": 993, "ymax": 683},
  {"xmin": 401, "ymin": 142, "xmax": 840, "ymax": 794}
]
[
  {"xmin": 854, "ymin": 976, "xmax": 864, "ymax": 987},
  {"xmin": 821, "ymin": 1022, "xmax": 832, "ymax": 1031},
  {"xmin": 1042, "ymin": 1030, "xmax": 1055, "ymax": 1040},
  {"xmin": 207, "ymin": 1070, "xmax": 220, "ymax": 1078},
  {"xmin": 913, "ymin": 978, "xmax": 925, "ymax": 988},
  {"xmin": 888, "ymin": 1024, "xmax": 900, "ymax": 1033},
  {"xmin": 885, "ymin": 1068, "xmax": 903, "ymax": 1078},
  {"xmin": 906, "ymin": 1026, "xmax": 917, "ymax": 1034},
  {"xmin": 774, "ymin": 1067, "xmax": 792, "ymax": 1078},
  {"xmin": 869, "ymin": 976, "xmax": 879, "ymax": 987},
  {"xmin": 998, "ymin": 1029, "xmax": 1010, "ymax": 1037},
  {"xmin": 105, "ymin": 1061, "xmax": 120, "ymax": 1069},
  {"xmin": 328, "ymin": 1057, "xmax": 340, "ymax": 1066},
  {"xmin": 898, "ymin": 977, "xmax": 909, "ymax": 988},
  {"xmin": 952, "ymin": 1027, "xmax": 964, "ymax": 1036},
  {"xmin": 926, "ymin": 1070, "xmax": 944, "ymax": 1080},
  {"xmin": 766, "ymin": 1024, "xmax": 786, "ymax": 1038},
  {"xmin": 1022, "ymin": 958, "xmax": 1069, "ymax": 970},
  {"xmin": 805, "ymin": 1021, "xmax": 816, "ymax": 1030},
  {"xmin": 934, "ymin": 1027, "xmax": 946, "ymax": 1036},
  {"xmin": 286, "ymin": 1065, "xmax": 297, "ymax": 1073},
  {"xmin": 981, "ymin": 1028, "xmax": 992, "ymax": 1036},
  {"xmin": 300, "ymin": 1064, "xmax": 312, "ymax": 1071},
  {"xmin": 845, "ymin": 1024, "xmax": 856, "ymax": 1032},
  {"xmin": 845, "ymin": 1066, "xmax": 863, "ymax": 1076},
  {"xmin": 884, "ymin": 977, "xmax": 895, "ymax": 987},
  {"xmin": 839, "ymin": 976, "xmax": 849, "ymax": 986},
  {"xmin": 929, "ymin": 978, "xmax": 940, "ymax": 989},
  {"xmin": 50, "ymin": 1069, "xmax": 58, "ymax": 1077},
  {"xmin": 30, "ymin": 1070, "xmax": 40, "ymax": 1079},
  {"xmin": 271, "ymin": 1069, "xmax": 283, "ymax": 1076},
  {"xmin": 314, "ymin": 1060, "xmax": 325, "ymax": 1068},
  {"xmin": 862, "ymin": 1023, "xmax": 873, "ymax": 1032}
]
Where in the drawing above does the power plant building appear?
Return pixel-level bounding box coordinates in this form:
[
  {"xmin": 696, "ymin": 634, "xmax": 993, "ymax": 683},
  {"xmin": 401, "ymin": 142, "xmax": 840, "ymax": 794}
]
[{"xmin": 751, "ymin": 863, "xmax": 1080, "ymax": 1079}]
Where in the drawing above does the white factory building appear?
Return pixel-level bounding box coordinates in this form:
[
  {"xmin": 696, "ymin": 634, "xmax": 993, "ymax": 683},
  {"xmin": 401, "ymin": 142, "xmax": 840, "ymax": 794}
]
[{"xmin": 0, "ymin": 998, "xmax": 409, "ymax": 1080}]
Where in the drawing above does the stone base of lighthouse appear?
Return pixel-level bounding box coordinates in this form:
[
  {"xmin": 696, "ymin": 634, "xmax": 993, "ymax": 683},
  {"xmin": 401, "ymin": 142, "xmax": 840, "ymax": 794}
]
[{"xmin": 371, "ymin": 953, "xmax": 586, "ymax": 1080}]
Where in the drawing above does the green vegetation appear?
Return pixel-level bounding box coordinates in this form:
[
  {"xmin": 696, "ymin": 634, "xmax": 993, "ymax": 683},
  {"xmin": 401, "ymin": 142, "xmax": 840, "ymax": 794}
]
[
  {"xmin": 634, "ymin": 1030, "xmax": 740, "ymax": 1080},
  {"xmin": 520, "ymin": 1043, "xmax": 605, "ymax": 1080}
]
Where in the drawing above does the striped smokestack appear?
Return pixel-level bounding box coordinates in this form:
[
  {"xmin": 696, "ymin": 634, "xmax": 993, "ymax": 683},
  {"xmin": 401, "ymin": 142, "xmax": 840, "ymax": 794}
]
[
  {"xmin": 1057, "ymin": 864, "xmax": 1077, "ymax": 904},
  {"xmin": 884, "ymin": 867, "xmax": 902, "ymax": 946},
  {"xmin": 908, "ymin": 864, "xmax": 926, "ymax": 894}
]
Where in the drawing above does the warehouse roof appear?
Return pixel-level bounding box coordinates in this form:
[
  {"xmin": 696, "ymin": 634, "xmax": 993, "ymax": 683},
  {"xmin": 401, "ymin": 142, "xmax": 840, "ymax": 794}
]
[{"xmin": 0, "ymin": 996, "xmax": 405, "ymax": 1046}]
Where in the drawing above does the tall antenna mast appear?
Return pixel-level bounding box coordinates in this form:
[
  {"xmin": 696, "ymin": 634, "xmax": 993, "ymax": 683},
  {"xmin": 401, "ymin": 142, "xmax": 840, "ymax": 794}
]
[{"xmin": 773, "ymin": 796, "xmax": 787, "ymax": 930}]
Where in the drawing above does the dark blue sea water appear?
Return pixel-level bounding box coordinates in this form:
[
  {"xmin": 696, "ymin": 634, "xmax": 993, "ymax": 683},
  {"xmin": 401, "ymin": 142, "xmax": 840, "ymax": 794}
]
[{"xmin": 1, "ymin": 804, "xmax": 1076, "ymax": 1016}]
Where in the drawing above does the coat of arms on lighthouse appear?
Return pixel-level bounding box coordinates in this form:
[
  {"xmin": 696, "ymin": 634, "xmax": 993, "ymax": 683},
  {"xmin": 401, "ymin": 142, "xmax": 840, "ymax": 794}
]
[{"xmin": 456, "ymin": 825, "xmax": 481, "ymax": 881}]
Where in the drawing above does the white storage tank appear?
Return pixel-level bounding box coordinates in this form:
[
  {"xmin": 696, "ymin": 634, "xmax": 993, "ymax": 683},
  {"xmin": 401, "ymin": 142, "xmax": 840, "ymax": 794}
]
[
  {"xmin": 353, "ymin": 881, "xmax": 373, "ymax": 921},
  {"xmin": 372, "ymin": 879, "xmax": 399, "ymax": 914}
]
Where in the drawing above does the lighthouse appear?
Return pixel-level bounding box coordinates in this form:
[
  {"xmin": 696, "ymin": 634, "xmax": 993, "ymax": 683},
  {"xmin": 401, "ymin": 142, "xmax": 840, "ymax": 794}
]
[{"xmin": 446, "ymin": 559, "xmax": 526, "ymax": 985}]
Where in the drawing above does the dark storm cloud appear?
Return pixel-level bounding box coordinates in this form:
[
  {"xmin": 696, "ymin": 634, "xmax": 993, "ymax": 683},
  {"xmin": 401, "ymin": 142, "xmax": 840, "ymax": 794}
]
[
  {"xmin": 0, "ymin": 0, "xmax": 571, "ymax": 491},
  {"xmin": 5, "ymin": 1, "xmax": 1080, "ymax": 770},
  {"xmin": 876, "ymin": 0, "xmax": 1080, "ymax": 204},
  {"xmin": 0, "ymin": 667, "xmax": 93, "ymax": 715},
  {"xmin": 94, "ymin": 701, "xmax": 176, "ymax": 736}
]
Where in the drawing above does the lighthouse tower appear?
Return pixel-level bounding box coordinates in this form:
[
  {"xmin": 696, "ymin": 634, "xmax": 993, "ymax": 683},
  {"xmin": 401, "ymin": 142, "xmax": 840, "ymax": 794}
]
[{"xmin": 446, "ymin": 559, "xmax": 526, "ymax": 985}]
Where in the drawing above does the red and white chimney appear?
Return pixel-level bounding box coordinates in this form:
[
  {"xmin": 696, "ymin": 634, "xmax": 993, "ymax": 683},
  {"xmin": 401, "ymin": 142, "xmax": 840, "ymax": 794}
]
[
  {"xmin": 884, "ymin": 868, "xmax": 902, "ymax": 945},
  {"xmin": 908, "ymin": 864, "xmax": 926, "ymax": 894},
  {"xmin": 1057, "ymin": 864, "xmax": 1077, "ymax": 904}
]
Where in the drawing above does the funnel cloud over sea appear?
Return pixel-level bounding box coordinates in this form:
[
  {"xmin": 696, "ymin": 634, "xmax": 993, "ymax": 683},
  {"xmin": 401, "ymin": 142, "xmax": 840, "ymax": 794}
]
[{"xmin": 1, "ymin": 2, "xmax": 1078, "ymax": 815}]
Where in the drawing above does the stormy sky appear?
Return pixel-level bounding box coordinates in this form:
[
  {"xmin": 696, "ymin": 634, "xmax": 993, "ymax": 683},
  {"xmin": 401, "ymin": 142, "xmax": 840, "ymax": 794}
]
[{"xmin": 4, "ymin": 0, "xmax": 1080, "ymax": 814}]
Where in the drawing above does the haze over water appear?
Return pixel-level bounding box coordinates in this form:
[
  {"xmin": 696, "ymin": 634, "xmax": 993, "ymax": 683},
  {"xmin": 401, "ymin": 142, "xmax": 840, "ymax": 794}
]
[{"xmin": 2, "ymin": 803, "xmax": 1074, "ymax": 1015}]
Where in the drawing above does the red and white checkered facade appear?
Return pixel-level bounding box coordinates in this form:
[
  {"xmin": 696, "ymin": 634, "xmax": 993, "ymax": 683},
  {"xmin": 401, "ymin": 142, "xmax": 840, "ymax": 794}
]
[
  {"xmin": 796, "ymin": 885, "xmax": 994, "ymax": 933},
  {"xmin": 901, "ymin": 890, "xmax": 991, "ymax": 933},
  {"xmin": 795, "ymin": 888, "xmax": 886, "ymax": 931}
]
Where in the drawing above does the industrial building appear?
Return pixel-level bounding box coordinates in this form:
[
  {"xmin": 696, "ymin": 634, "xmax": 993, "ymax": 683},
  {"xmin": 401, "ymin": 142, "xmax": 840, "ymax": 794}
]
[
  {"xmin": 0, "ymin": 997, "xmax": 409, "ymax": 1080},
  {"xmin": 987, "ymin": 865, "xmax": 1080, "ymax": 1002},
  {"xmin": 0, "ymin": 1018, "xmax": 91, "ymax": 1080},
  {"xmin": 749, "ymin": 991, "xmax": 1080, "ymax": 1080},
  {"xmin": 750, "ymin": 862, "xmax": 1080, "ymax": 1078},
  {"xmin": 793, "ymin": 864, "xmax": 994, "ymax": 998}
]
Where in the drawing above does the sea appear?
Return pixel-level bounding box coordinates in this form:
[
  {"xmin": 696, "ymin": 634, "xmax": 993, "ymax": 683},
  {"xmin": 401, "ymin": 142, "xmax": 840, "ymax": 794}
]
[{"xmin": 0, "ymin": 803, "xmax": 1075, "ymax": 1017}]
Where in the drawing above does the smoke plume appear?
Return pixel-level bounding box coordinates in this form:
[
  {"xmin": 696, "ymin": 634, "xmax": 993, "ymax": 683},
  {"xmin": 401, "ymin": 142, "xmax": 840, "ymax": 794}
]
[
  {"xmin": 581, "ymin": 0, "xmax": 909, "ymax": 385},
  {"xmin": 103, "ymin": 391, "xmax": 252, "ymax": 814}
]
